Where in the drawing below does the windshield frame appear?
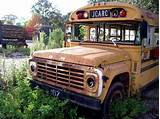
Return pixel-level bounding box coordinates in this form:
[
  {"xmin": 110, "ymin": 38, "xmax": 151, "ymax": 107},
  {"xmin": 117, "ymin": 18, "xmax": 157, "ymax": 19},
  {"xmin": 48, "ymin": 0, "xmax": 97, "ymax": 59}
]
[{"xmin": 67, "ymin": 21, "xmax": 141, "ymax": 45}]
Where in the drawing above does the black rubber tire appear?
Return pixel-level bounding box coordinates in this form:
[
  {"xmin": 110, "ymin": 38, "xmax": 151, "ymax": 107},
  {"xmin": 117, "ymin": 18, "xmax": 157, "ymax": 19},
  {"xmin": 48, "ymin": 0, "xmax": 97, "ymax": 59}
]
[{"xmin": 102, "ymin": 82, "xmax": 125, "ymax": 119}]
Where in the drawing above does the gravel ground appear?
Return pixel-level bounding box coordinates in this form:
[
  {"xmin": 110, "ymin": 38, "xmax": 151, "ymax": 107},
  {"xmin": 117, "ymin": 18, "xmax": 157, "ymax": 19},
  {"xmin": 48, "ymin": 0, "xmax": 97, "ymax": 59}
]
[
  {"xmin": 137, "ymin": 81, "xmax": 159, "ymax": 119},
  {"xmin": 0, "ymin": 57, "xmax": 29, "ymax": 70},
  {"xmin": 0, "ymin": 53, "xmax": 29, "ymax": 78}
]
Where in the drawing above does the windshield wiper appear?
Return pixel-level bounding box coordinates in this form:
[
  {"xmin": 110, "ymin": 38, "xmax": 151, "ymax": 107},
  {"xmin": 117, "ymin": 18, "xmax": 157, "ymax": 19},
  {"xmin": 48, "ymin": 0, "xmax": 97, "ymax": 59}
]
[{"xmin": 111, "ymin": 38, "xmax": 118, "ymax": 47}]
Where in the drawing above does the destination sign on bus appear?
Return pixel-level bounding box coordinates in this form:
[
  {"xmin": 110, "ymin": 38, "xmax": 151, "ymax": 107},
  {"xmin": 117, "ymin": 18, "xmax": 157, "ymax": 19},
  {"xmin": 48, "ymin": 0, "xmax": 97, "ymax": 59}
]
[
  {"xmin": 90, "ymin": 9, "xmax": 110, "ymax": 18},
  {"xmin": 90, "ymin": 8, "xmax": 127, "ymax": 18}
]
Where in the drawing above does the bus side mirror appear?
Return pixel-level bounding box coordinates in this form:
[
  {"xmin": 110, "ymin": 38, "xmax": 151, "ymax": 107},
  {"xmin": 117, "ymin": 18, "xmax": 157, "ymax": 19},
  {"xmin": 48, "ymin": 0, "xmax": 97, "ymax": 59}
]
[{"xmin": 140, "ymin": 21, "xmax": 148, "ymax": 39}]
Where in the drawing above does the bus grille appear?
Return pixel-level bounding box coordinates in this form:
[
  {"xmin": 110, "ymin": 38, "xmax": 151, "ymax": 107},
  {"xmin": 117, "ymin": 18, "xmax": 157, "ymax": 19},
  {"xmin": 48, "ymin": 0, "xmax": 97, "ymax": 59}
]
[{"xmin": 36, "ymin": 61, "xmax": 84, "ymax": 90}]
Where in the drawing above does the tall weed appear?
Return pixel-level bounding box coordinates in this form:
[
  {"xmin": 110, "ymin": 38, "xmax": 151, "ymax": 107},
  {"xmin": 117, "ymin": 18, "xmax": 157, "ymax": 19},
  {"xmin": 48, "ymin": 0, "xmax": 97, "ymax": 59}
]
[
  {"xmin": 30, "ymin": 28, "xmax": 64, "ymax": 54},
  {"xmin": 0, "ymin": 63, "xmax": 77, "ymax": 119}
]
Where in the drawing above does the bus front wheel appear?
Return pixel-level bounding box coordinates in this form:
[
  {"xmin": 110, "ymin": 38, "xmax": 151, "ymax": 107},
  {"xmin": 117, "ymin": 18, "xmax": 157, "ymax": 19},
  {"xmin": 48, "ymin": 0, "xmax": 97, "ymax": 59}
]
[{"xmin": 102, "ymin": 82, "xmax": 125, "ymax": 119}]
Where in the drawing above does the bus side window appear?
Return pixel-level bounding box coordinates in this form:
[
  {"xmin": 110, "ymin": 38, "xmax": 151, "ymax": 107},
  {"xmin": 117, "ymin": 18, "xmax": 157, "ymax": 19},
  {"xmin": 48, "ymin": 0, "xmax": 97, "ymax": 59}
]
[
  {"xmin": 144, "ymin": 26, "xmax": 158, "ymax": 48},
  {"xmin": 150, "ymin": 27, "xmax": 159, "ymax": 59},
  {"xmin": 141, "ymin": 22, "xmax": 150, "ymax": 60},
  {"xmin": 154, "ymin": 28, "xmax": 159, "ymax": 45},
  {"xmin": 147, "ymin": 27, "xmax": 156, "ymax": 47},
  {"xmin": 142, "ymin": 26, "xmax": 159, "ymax": 60}
]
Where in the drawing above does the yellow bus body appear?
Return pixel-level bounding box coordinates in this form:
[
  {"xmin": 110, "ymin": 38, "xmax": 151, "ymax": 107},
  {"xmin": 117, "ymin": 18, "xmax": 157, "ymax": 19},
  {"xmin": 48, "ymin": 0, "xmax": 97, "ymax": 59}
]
[{"xmin": 30, "ymin": 2, "xmax": 159, "ymax": 111}]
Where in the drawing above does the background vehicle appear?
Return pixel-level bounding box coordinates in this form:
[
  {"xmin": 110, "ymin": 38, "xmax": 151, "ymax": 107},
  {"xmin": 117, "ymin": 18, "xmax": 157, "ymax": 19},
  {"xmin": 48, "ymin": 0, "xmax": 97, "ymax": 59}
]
[
  {"xmin": 29, "ymin": 2, "xmax": 159, "ymax": 118},
  {"xmin": 0, "ymin": 24, "xmax": 31, "ymax": 48}
]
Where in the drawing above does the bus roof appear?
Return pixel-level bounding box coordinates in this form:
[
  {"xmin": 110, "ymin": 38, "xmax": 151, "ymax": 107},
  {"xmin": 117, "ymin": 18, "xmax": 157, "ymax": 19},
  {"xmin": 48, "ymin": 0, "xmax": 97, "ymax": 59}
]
[{"xmin": 69, "ymin": 2, "xmax": 159, "ymax": 26}]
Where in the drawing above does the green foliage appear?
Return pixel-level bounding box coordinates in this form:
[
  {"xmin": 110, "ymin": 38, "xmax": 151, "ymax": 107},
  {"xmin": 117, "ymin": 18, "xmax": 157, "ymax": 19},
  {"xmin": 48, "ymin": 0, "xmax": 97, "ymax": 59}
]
[
  {"xmin": 31, "ymin": 28, "xmax": 64, "ymax": 54},
  {"xmin": 32, "ymin": 0, "xmax": 65, "ymax": 29},
  {"xmin": 109, "ymin": 97, "xmax": 148, "ymax": 119},
  {"xmin": 88, "ymin": 0, "xmax": 158, "ymax": 13},
  {"xmin": 47, "ymin": 28, "xmax": 64, "ymax": 49},
  {"xmin": 16, "ymin": 47, "xmax": 30, "ymax": 56},
  {"xmin": 30, "ymin": 33, "xmax": 45, "ymax": 54},
  {"xmin": 133, "ymin": 0, "xmax": 159, "ymax": 13},
  {"xmin": 79, "ymin": 25, "xmax": 87, "ymax": 40},
  {"xmin": 0, "ymin": 64, "xmax": 77, "ymax": 119}
]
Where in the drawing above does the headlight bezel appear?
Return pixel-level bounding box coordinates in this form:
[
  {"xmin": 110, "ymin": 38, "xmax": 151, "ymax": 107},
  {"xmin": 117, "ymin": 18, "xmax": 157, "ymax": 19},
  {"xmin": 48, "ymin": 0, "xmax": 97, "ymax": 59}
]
[
  {"xmin": 85, "ymin": 68, "xmax": 104, "ymax": 97},
  {"xmin": 85, "ymin": 72, "xmax": 99, "ymax": 93}
]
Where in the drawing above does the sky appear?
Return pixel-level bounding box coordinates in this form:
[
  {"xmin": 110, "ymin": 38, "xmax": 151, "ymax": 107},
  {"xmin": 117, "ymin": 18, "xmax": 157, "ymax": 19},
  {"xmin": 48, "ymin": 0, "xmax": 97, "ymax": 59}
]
[{"xmin": 0, "ymin": 0, "xmax": 88, "ymax": 22}]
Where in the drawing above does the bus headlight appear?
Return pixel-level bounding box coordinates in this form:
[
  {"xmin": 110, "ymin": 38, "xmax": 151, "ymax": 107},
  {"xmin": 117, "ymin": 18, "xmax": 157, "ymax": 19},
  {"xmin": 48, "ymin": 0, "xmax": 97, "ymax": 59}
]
[
  {"xmin": 85, "ymin": 73, "xmax": 98, "ymax": 92},
  {"xmin": 29, "ymin": 61, "xmax": 37, "ymax": 76},
  {"xmin": 85, "ymin": 69, "xmax": 104, "ymax": 97},
  {"xmin": 87, "ymin": 76, "xmax": 96, "ymax": 88}
]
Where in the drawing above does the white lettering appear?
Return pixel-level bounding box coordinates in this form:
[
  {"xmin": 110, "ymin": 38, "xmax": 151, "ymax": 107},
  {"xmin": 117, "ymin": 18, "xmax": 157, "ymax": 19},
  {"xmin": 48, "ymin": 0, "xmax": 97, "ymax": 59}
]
[
  {"xmin": 91, "ymin": 9, "xmax": 109, "ymax": 18},
  {"xmin": 101, "ymin": 10, "xmax": 105, "ymax": 17},
  {"xmin": 95, "ymin": 11, "xmax": 98, "ymax": 17},
  {"xmin": 98, "ymin": 11, "xmax": 101, "ymax": 17},
  {"xmin": 104, "ymin": 10, "xmax": 108, "ymax": 17}
]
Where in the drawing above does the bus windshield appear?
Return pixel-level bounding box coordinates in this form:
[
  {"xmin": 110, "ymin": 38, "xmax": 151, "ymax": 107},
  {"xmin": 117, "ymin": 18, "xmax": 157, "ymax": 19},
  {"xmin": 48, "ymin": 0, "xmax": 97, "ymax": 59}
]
[{"xmin": 69, "ymin": 22, "xmax": 141, "ymax": 45}]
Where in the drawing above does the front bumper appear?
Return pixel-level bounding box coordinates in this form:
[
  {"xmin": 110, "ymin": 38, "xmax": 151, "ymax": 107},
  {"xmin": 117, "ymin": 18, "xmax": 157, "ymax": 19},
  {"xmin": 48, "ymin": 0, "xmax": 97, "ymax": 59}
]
[{"xmin": 30, "ymin": 80, "xmax": 102, "ymax": 110}]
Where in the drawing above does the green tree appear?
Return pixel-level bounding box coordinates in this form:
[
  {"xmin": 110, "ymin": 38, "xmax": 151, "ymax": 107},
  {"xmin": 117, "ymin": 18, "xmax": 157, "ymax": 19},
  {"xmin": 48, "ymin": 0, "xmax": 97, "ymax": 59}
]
[
  {"xmin": 88, "ymin": 0, "xmax": 158, "ymax": 13},
  {"xmin": 32, "ymin": 0, "xmax": 64, "ymax": 29},
  {"xmin": 63, "ymin": 13, "xmax": 71, "ymax": 22},
  {"xmin": 134, "ymin": 0, "xmax": 159, "ymax": 13}
]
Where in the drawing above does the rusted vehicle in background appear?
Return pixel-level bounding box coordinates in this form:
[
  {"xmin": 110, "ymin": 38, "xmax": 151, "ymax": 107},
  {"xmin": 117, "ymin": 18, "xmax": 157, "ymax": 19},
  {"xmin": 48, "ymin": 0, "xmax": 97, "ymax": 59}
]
[
  {"xmin": 0, "ymin": 24, "xmax": 31, "ymax": 48},
  {"xmin": 29, "ymin": 2, "xmax": 159, "ymax": 118}
]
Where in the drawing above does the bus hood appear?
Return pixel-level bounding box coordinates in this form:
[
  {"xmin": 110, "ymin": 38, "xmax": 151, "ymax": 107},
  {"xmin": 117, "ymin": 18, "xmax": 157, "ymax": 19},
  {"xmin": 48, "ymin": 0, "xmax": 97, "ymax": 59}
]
[{"xmin": 33, "ymin": 46, "xmax": 130, "ymax": 66}]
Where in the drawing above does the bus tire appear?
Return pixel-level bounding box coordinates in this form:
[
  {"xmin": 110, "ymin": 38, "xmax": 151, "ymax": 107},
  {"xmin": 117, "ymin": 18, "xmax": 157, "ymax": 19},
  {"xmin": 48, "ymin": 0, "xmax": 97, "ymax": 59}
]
[{"xmin": 102, "ymin": 82, "xmax": 125, "ymax": 119}]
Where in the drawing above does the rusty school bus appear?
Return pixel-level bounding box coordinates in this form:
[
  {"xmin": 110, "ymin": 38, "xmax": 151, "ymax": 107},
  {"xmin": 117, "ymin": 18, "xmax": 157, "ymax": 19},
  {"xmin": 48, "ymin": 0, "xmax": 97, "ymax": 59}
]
[{"xmin": 29, "ymin": 2, "xmax": 159, "ymax": 118}]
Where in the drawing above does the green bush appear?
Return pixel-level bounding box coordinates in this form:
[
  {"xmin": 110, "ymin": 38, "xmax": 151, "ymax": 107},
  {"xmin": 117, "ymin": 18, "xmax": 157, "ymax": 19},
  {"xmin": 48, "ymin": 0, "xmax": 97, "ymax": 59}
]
[
  {"xmin": 47, "ymin": 28, "xmax": 64, "ymax": 49},
  {"xmin": 109, "ymin": 98, "xmax": 148, "ymax": 119},
  {"xmin": 0, "ymin": 64, "xmax": 77, "ymax": 119},
  {"xmin": 16, "ymin": 47, "xmax": 30, "ymax": 56},
  {"xmin": 31, "ymin": 28, "xmax": 64, "ymax": 54},
  {"xmin": 30, "ymin": 32, "xmax": 46, "ymax": 54}
]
